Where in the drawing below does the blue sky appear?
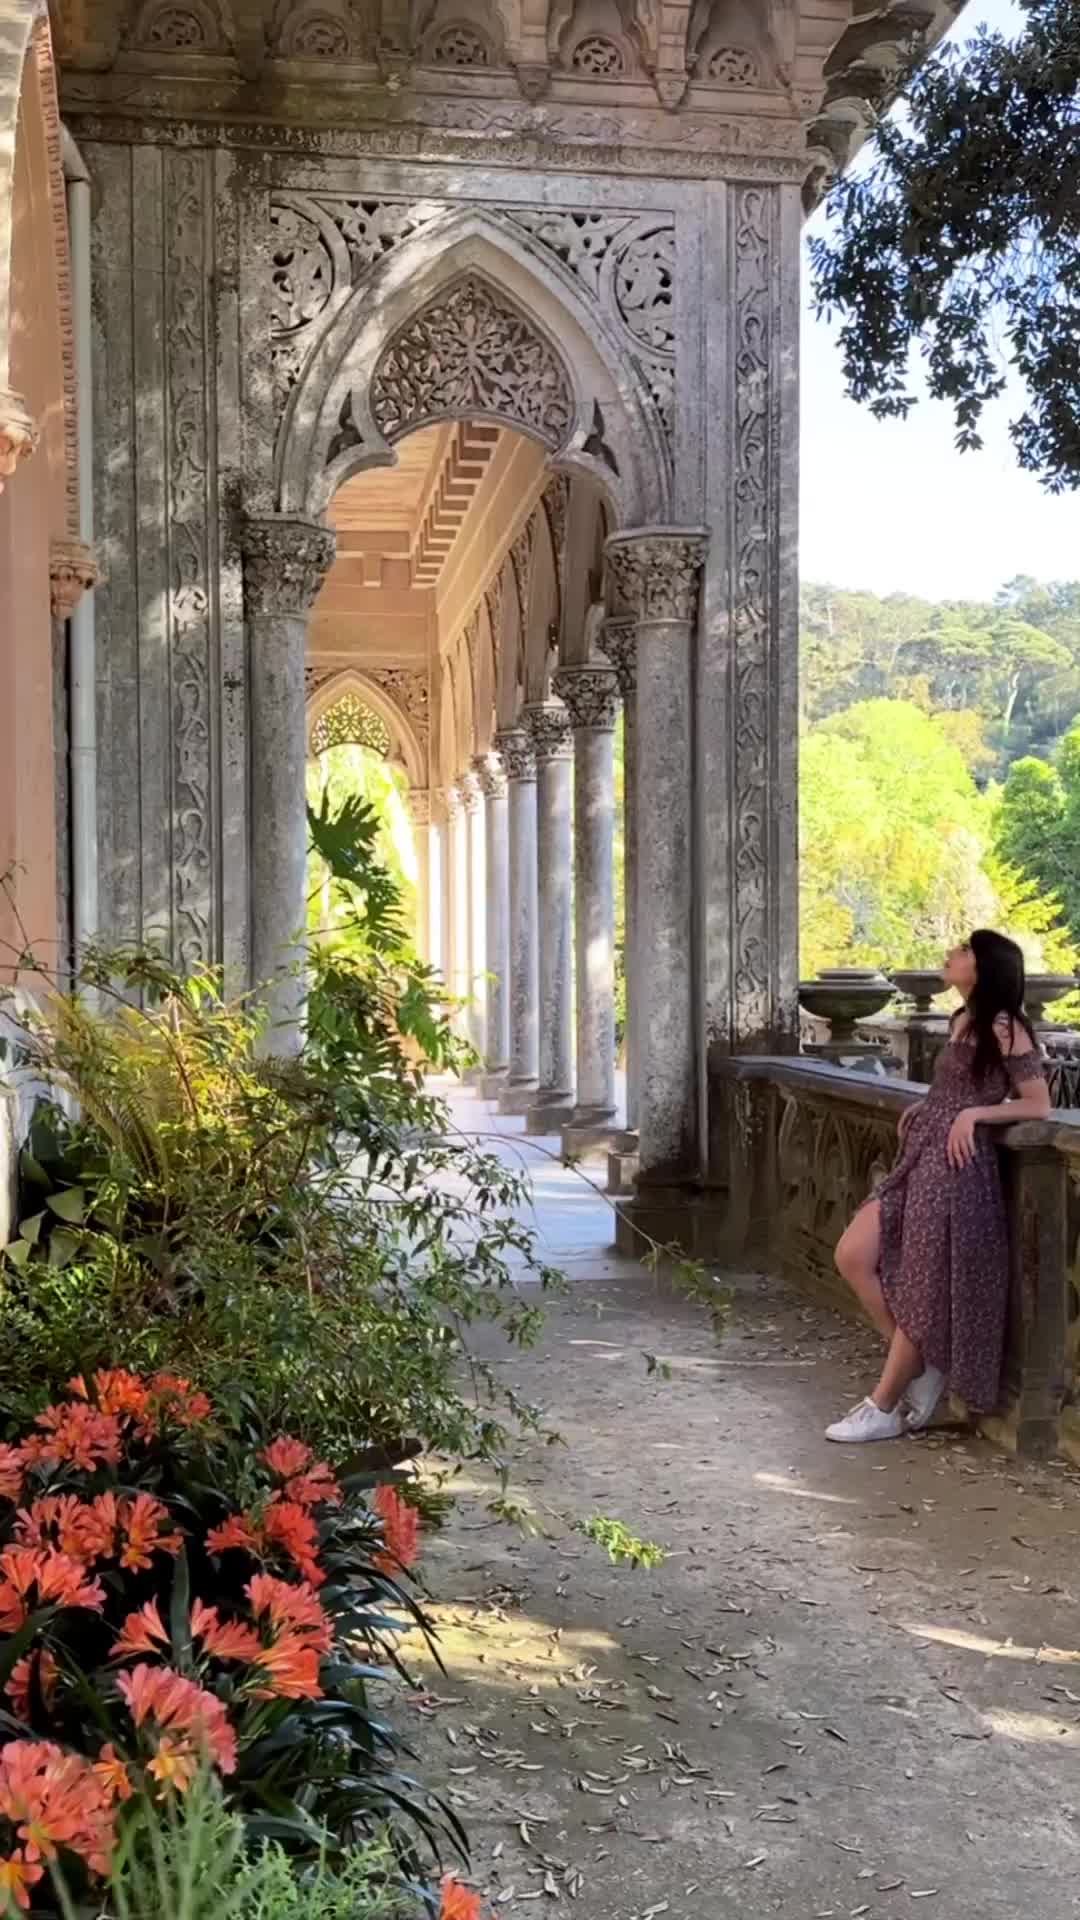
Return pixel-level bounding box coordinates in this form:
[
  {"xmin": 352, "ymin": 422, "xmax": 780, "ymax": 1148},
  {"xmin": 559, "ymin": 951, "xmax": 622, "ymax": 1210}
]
[{"xmin": 799, "ymin": 0, "xmax": 1079, "ymax": 601}]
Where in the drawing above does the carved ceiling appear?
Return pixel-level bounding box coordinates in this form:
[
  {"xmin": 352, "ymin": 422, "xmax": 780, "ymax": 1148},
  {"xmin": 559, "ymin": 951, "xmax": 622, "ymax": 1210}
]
[{"xmin": 55, "ymin": 0, "xmax": 959, "ymax": 200}]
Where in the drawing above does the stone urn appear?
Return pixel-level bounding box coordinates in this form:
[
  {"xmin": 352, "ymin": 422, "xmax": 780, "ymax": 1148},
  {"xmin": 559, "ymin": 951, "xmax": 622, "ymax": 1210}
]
[
  {"xmin": 890, "ymin": 969, "xmax": 945, "ymax": 1015},
  {"xmin": 797, "ymin": 968, "xmax": 896, "ymax": 1044},
  {"xmin": 1025, "ymin": 974, "xmax": 1079, "ymax": 1028}
]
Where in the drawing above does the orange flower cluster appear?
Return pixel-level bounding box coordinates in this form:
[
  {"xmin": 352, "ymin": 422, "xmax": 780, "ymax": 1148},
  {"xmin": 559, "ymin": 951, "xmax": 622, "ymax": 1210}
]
[
  {"xmin": 14, "ymin": 1491, "xmax": 182, "ymax": 1575},
  {"xmin": 117, "ymin": 1664, "xmax": 237, "ymax": 1790},
  {"xmin": 0, "ymin": 1373, "xmax": 215, "ymax": 1515},
  {"xmin": 108, "ymin": 1580, "xmax": 331, "ymax": 1708},
  {"xmin": 70, "ymin": 1369, "xmax": 213, "ymax": 1435},
  {"xmin": 373, "ymin": 1486, "xmax": 420, "ymax": 1576},
  {"xmin": 5, "ymin": 1652, "xmax": 58, "ymax": 1722},
  {"xmin": 439, "ymin": 1875, "xmax": 487, "ymax": 1920},
  {"xmin": 207, "ymin": 1439, "xmax": 340, "ymax": 1589},
  {"xmin": 262, "ymin": 1437, "xmax": 342, "ymax": 1510},
  {"xmin": 0, "ymin": 1547, "xmax": 104, "ymax": 1633},
  {"xmin": 0, "ymin": 1739, "xmax": 117, "ymax": 1908}
]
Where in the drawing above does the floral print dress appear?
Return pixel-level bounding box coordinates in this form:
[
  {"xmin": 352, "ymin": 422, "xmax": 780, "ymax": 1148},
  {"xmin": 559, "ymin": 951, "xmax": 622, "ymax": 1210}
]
[{"xmin": 874, "ymin": 1021, "xmax": 1045, "ymax": 1411}]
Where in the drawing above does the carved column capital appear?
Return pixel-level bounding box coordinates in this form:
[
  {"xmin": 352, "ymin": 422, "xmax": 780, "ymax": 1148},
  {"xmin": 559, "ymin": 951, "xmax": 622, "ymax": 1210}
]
[
  {"xmin": 524, "ymin": 698, "xmax": 573, "ymax": 764},
  {"xmin": 242, "ymin": 514, "xmax": 337, "ymax": 617},
  {"xmin": 474, "ymin": 750, "xmax": 508, "ymax": 800},
  {"xmin": 597, "ymin": 615, "xmax": 637, "ymax": 697},
  {"xmin": 604, "ymin": 528, "xmax": 709, "ymax": 627},
  {"xmin": 458, "ymin": 768, "xmax": 482, "ymax": 814},
  {"xmin": 405, "ymin": 787, "xmax": 430, "ymax": 827},
  {"xmin": 552, "ymin": 665, "xmax": 619, "ymax": 733},
  {"xmin": 442, "ymin": 783, "xmax": 464, "ymax": 822},
  {"xmin": 0, "ymin": 390, "xmax": 39, "ymax": 492},
  {"xmin": 49, "ymin": 536, "xmax": 98, "ymax": 619},
  {"xmin": 495, "ymin": 727, "xmax": 535, "ymax": 783}
]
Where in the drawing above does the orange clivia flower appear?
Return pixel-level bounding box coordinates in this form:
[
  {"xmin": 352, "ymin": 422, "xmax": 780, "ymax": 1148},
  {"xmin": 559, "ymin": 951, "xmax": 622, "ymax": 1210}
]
[
  {"xmin": 5, "ymin": 1651, "xmax": 59, "ymax": 1723},
  {"xmin": 246, "ymin": 1574, "xmax": 333, "ymax": 1652},
  {"xmin": 285, "ymin": 1465, "xmax": 342, "ymax": 1510},
  {"xmin": 87, "ymin": 1370, "xmax": 150, "ymax": 1420},
  {"xmin": 0, "ymin": 1740, "xmax": 116, "ymax": 1878},
  {"xmin": 439, "ymin": 1876, "xmax": 485, "ymax": 1920},
  {"xmin": 261, "ymin": 1437, "xmax": 312, "ymax": 1480},
  {"xmin": 0, "ymin": 1848, "xmax": 44, "ymax": 1911},
  {"xmin": 33, "ymin": 1401, "xmax": 123, "ymax": 1472},
  {"xmin": 145, "ymin": 1735, "xmax": 200, "ymax": 1797},
  {"xmin": 190, "ymin": 1600, "xmax": 261, "ymax": 1664},
  {"xmin": 142, "ymin": 1374, "xmax": 213, "ymax": 1434},
  {"xmin": 0, "ymin": 1445, "xmax": 25, "ymax": 1506},
  {"xmin": 262, "ymin": 1498, "xmax": 323, "ymax": 1585},
  {"xmin": 0, "ymin": 1547, "xmax": 105, "ymax": 1631},
  {"xmin": 15, "ymin": 1492, "xmax": 118, "ymax": 1567},
  {"xmin": 206, "ymin": 1514, "xmax": 261, "ymax": 1556},
  {"xmin": 111, "ymin": 1598, "xmax": 170, "ymax": 1661},
  {"xmin": 92, "ymin": 1744, "xmax": 133, "ymax": 1805},
  {"xmin": 373, "ymin": 1486, "xmax": 420, "ymax": 1575},
  {"xmin": 252, "ymin": 1632, "xmax": 323, "ymax": 1701},
  {"xmin": 118, "ymin": 1493, "xmax": 183, "ymax": 1571},
  {"xmin": 117, "ymin": 1664, "xmax": 237, "ymax": 1776}
]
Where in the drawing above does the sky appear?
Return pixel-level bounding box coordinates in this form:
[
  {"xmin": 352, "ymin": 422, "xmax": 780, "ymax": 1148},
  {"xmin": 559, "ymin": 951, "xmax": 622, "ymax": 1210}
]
[{"xmin": 798, "ymin": 0, "xmax": 1080, "ymax": 602}]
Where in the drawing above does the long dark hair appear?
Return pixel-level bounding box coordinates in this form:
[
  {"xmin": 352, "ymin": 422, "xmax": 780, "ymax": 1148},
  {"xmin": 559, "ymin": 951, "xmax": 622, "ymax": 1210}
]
[{"xmin": 965, "ymin": 929, "xmax": 1036, "ymax": 1080}]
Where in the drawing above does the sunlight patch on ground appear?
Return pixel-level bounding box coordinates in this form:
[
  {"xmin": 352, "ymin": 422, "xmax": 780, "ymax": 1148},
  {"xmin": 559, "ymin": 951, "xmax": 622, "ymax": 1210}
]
[
  {"xmin": 900, "ymin": 1622, "xmax": 1080, "ymax": 1664},
  {"xmin": 980, "ymin": 1708, "xmax": 1080, "ymax": 1745},
  {"xmin": 753, "ymin": 1470, "xmax": 858, "ymax": 1506}
]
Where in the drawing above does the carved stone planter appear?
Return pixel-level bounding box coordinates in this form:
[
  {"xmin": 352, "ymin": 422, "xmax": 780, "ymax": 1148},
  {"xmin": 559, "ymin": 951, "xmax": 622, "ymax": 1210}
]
[
  {"xmin": 890, "ymin": 969, "xmax": 944, "ymax": 1015},
  {"xmin": 798, "ymin": 969, "xmax": 896, "ymax": 1045}
]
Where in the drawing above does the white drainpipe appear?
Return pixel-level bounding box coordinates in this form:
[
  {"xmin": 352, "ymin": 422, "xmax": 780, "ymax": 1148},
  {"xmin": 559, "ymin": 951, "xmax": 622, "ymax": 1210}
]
[{"xmin": 62, "ymin": 129, "xmax": 97, "ymax": 966}]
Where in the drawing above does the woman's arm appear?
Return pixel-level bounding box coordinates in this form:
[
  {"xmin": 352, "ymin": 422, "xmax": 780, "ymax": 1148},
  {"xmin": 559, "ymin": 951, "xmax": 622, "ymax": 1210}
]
[{"xmin": 947, "ymin": 1021, "xmax": 1051, "ymax": 1166}]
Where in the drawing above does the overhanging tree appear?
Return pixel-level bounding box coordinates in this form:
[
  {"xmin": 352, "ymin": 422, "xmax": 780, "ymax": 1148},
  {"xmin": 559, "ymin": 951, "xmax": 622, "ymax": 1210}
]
[{"xmin": 809, "ymin": 0, "xmax": 1080, "ymax": 491}]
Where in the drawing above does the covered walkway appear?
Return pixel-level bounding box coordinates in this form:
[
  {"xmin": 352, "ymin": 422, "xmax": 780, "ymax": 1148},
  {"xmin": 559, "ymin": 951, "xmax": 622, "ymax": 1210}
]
[{"xmin": 405, "ymin": 1091, "xmax": 1080, "ymax": 1919}]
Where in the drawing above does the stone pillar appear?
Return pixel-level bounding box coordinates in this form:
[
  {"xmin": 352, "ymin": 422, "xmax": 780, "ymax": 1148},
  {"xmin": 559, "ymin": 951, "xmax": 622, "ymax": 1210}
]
[
  {"xmin": 445, "ymin": 786, "xmax": 469, "ymax": 1033},
  {"xmin": 554, "ymin": 664, "xmax": 619, "ymax": 1149},
  {"xmin": 476, "ymin": 750, "xmax": 510, "ymax": 1096},
  {"xmin": 243, "ymin": 515, "xmax": 336, "ymax": 1054},
  {"xmin": 497, "ymin": 729, "xmax": 540, "ymax": 1112},
  {"xmin": 427, "ymin": 799, "xmax": 447, "ymax": 981},
  {"xmin": 0, "ymin": 390, "xmax": 39, "ymax": 493},
  {"xmin": 605, "ymin": 531, "xmax": 708, "ymax": 1199},
  {"xmin": 49, "ymin": 539, "xmax": 98, "ymax": 985},
  {"xmin": 598, "ymin": 614, "xmax": 638, "ymax": 1134},
  {"xmin": 460, "ymin": 770, "xmax": 486, "ymax": 1069},
  {"xmin": 405, "ymin": 789, "xmax": 431, "ymax": 962},
  {"xmin": 525, "ymin": 699, "xmax": 575, "ymax": 1134}
]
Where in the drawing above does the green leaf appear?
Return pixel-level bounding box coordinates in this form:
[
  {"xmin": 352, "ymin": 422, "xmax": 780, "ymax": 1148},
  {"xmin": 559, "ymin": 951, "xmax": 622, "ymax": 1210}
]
[
  {"xmin": 169, "ymin": 1547, "xmax": 192, "ymax": 1667},
  {"xmin": 0, "ymin": 1607, "xmax": 57, "ymax": 1688},
  {"xmin": 46, "ymin": 1187, "xmax": 87, "ymax": 1224},
  {"xmin": 3, "ymin": 1237, "xmax": 33, "ymax": 1269}
]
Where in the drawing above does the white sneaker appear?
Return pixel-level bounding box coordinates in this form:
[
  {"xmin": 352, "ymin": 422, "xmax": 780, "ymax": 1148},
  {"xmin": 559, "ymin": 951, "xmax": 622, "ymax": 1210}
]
[
  {"xmin": 904, "ymin": 1366, "xmax": 946, "ymax": 1432},
  {"xmin": 826, "ymin": 1398, "xmax": 905, "ymax": 1444}
]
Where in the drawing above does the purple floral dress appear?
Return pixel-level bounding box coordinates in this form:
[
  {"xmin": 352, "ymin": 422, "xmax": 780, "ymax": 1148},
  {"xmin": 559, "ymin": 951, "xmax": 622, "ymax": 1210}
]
[{"xmin": 874, "ymin": 1022, "xmax": 1045, "ymax": 1411}]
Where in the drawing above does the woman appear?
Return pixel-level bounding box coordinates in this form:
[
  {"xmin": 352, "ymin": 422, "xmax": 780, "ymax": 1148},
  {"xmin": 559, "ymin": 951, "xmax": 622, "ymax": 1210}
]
[{"xmin": 826, "ymin": 930, "xmax": 1051, "ymax": 1443}]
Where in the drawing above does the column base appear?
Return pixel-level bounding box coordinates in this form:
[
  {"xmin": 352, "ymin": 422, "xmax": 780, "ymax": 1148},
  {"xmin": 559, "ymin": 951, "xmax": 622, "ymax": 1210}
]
[
  {"xmin": 607, "ymin": 1146, "xmax": 639, "ymax": 1196},
  {"xmin": 525, "ymin": 1092, "xmax": 576, "ymax": 1135},
  {"xmin": 480, "ymin": 1068, "xmax": 510, "ymax": 1101},
  {"xmin": 498, "ymin": 1079, "xmax": 540, "ymax": 1116},
  {"xmin": 613, "ymin": 1187, "xmax": 734, "ymax": 1262},
  {"xmin": 560, "ymin": 1110, "xmax": 619, "ymax": 1161}
]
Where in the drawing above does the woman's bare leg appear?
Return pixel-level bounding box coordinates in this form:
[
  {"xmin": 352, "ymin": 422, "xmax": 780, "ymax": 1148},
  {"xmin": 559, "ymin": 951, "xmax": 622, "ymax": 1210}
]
[
  {"xmin": 834, "ymin": 1201, "xmax": 896, "ymax": 1343},
  {"xmin": 872, "ymin": 1327, "xmax": 924, "ymax": 1413}
]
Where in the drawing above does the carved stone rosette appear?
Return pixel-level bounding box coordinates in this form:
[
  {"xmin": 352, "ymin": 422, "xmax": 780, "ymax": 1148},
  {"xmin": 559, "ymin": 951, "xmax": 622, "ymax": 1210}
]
[
  {"xmin": 474, "ymin": 750, "xmax": 508, "ymax": 800},
  {"xmin": 0, "ymin": 390, "xmax": 39, "ymax": 492},
  {"xmin": 405, "ymin": 787, "xmax": 431, "ymax": 827},
  {"xmin": 495, "ymin": 728, "xmax": 535, "ymax": 783},
  {"xmin": 242, "ymin": 515, "xmax": 337, "ymax": 617},
  {"xmin": 553, "ymin": 665, "xmax": 619, "ymax": 733},
  {"xmin": 604, "ymin": 530, "xmax": 709, "ymax": 627},
  {"xmin": 524, "ymin": 698, "xmax": 573, "ymax": 763},
  {"xmin": 597, "ymin": 614, "xmax": 637, "ymax": 696},
  {"xmin": 49, "ymin": 537, "xmax": 98, "ymax": 619}
]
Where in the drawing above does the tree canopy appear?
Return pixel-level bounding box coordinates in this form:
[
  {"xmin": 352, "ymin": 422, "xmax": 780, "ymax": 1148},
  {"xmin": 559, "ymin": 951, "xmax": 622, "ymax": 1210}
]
[{"xmin": 808, "ymin": 0, "xmax": 1080, "ymax": 491}]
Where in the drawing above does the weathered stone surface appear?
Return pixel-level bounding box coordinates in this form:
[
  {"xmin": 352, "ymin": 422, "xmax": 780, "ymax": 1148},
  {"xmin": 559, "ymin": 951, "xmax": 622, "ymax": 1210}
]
[
  {"xmin": 525, "ymin": 699, "xmax": 573, "ymax": 1118},
  {"xmin": 497, "ymin": 729, "xmax": 539, "ymax": 1103},
  {"xmin": 554, "ymin": 664, "xmax": 618, "ymax": 1129}
]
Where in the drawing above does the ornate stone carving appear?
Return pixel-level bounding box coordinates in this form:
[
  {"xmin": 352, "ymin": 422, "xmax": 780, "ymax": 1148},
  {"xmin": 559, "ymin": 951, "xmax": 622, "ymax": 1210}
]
[
  {"xmin": 310, "ymin": 690, "xmax": 391, "ymax": 758},
  {"xmin": 428, "ymin": 22, "xmax": 490, "ymax": 63},
  {"xmin": 128, "ymin": 0, "xmax": 228, "ymax": 49},
  {"xmin": 304, "ymin": 664, "xmax": 338, "ymax": 699},
  {"xmin": 553, "ymin": 664, "xmax": 618, "ymax": 731},
  {"xmin": 370, "ymin": 275, "xmax": 574, "ymax": 447},
  {"xmin": 0, "ymin": 391, "xmax": 38, "ymax": 492},
  {"xmin": 485, "ymin": 572, "xmax": 504, "ymax": 669},
  {"xmin": 707, "ymin": 45, "xmax": 759, "ymax": 85},
  {"xmin": 286, "ymin": 11, "xmax": 351, "ymax": 55},
  {"xmin": 597, "ymin": 613, "xmax": 636, "ymax": 695},
  {"xmin": 459, "ymin": 767, "xmax": 482, "ymax": 813},
  {"xmin": 49, "ymin": 538, "xmax": 98, "ymax": 619},
  {"xmin": 570, "ymin": 32, "xmax": 623, "ymax": 73},
  {"xmin": 613, "ymin": 224, "xmax": 674, "ymax": 356},
  {"xmin": 443, "ymin": 783, "xmax": 465, "ymax": 819},
  {"xmin": 495, "ymin": 727, "xmax": 535, "ymax": 782},
  {"xmin": 509, "ymin": 515, "xmax": 536, "ymax": 643},
  {"xmin": 524, "ymin": 697, "xmax": 573, "ymax": 762},
  {"xmin": 605, "ymin": 530, "xmax": 707, "ymax": 626},
  {"xmin": 542, "ymin": 473, "xmax": 570, "ymax": 585},
  {"xmin": 367, "ymin": 667, "xmax": 430, "ymax": 754},
  {"xmin": 405, "ymin": 787, "xmax": 431, "ymax": 826},
  {"xmin": 243, "ymin": 515, "xmax": 336, "ymax": 616},
  {"xmin": 731, "ymin": 185, "xmax": 773, "ymax": 1042},
  {"xmin": 474, "ymin": 750, "xmax": 507, "ymax": 799}
]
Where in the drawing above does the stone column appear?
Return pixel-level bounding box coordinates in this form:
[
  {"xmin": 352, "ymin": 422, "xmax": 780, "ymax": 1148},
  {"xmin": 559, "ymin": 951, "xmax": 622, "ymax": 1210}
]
[
  {"xmin": 554, "ymin": 664, "xmax": 619, "ymax": 1149},
  {"xmin": 460, "ymin": 770, "xmax": 486, "ymax": 1070},
  {"xmin": 49, "ymin": 538, "xmax": 99, "ymax": 985},
  {"xmin": 243, "ymin": 515, "xmax": 336, "ymax": 1055},
  {"xmin": 476, "ymin": 750, "xmax": 510, "ymax": 1096},
  {"xmin": 405, "ymin": 789, "xmax": 431, "ymax": 962},
  {"xmin": 427, "ymin": 799, "xmax": 447, "ymax": 981},
  {"xmin": 525, "ymin": 698, "xmax": 575, "ymax": 1134},
  {"xmin": 445, "ymin": 785, "xmax": 469, "ymax": 1034},
  {"xmin": 497, "ymin": 729, "xmax": 540, "ymax": 1112},
  {"xmin": 598, "ymin": 614, "xmax": 639, "ymax": 1135},
  {"xmin": 605, "ymin": 531, "xmax": 708, "ymax": 1199}
]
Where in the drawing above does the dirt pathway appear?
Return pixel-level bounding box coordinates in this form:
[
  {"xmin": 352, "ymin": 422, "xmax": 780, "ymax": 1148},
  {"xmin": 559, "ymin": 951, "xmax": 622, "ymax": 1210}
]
[{"xmin": 400, "ymin": 1104, "xmax": 1080, "ymax": 1919}]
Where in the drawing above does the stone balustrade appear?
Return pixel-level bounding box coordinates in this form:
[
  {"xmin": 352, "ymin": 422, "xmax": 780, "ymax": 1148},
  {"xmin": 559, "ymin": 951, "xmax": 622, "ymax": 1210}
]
[{"xmin": 712, "ymin": 1055, "xmax": 1080, "ymax": 1466}]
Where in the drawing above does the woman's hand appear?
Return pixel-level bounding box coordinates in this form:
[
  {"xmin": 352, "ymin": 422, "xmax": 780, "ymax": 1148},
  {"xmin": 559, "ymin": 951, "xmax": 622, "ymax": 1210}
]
[{"xmin": 946, "ymin": 1108, "xmax": 980, "ymax": 1169}]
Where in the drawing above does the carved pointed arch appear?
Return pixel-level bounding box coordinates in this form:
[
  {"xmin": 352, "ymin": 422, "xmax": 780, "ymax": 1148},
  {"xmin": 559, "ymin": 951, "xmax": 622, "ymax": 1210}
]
[
  {"xmin": 305, "ymin": 667, "xmax": 426, "ymax": 786},
  {"xmin": 277, "ymin": 208, "xmax": 669, "ymax": 528}
]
